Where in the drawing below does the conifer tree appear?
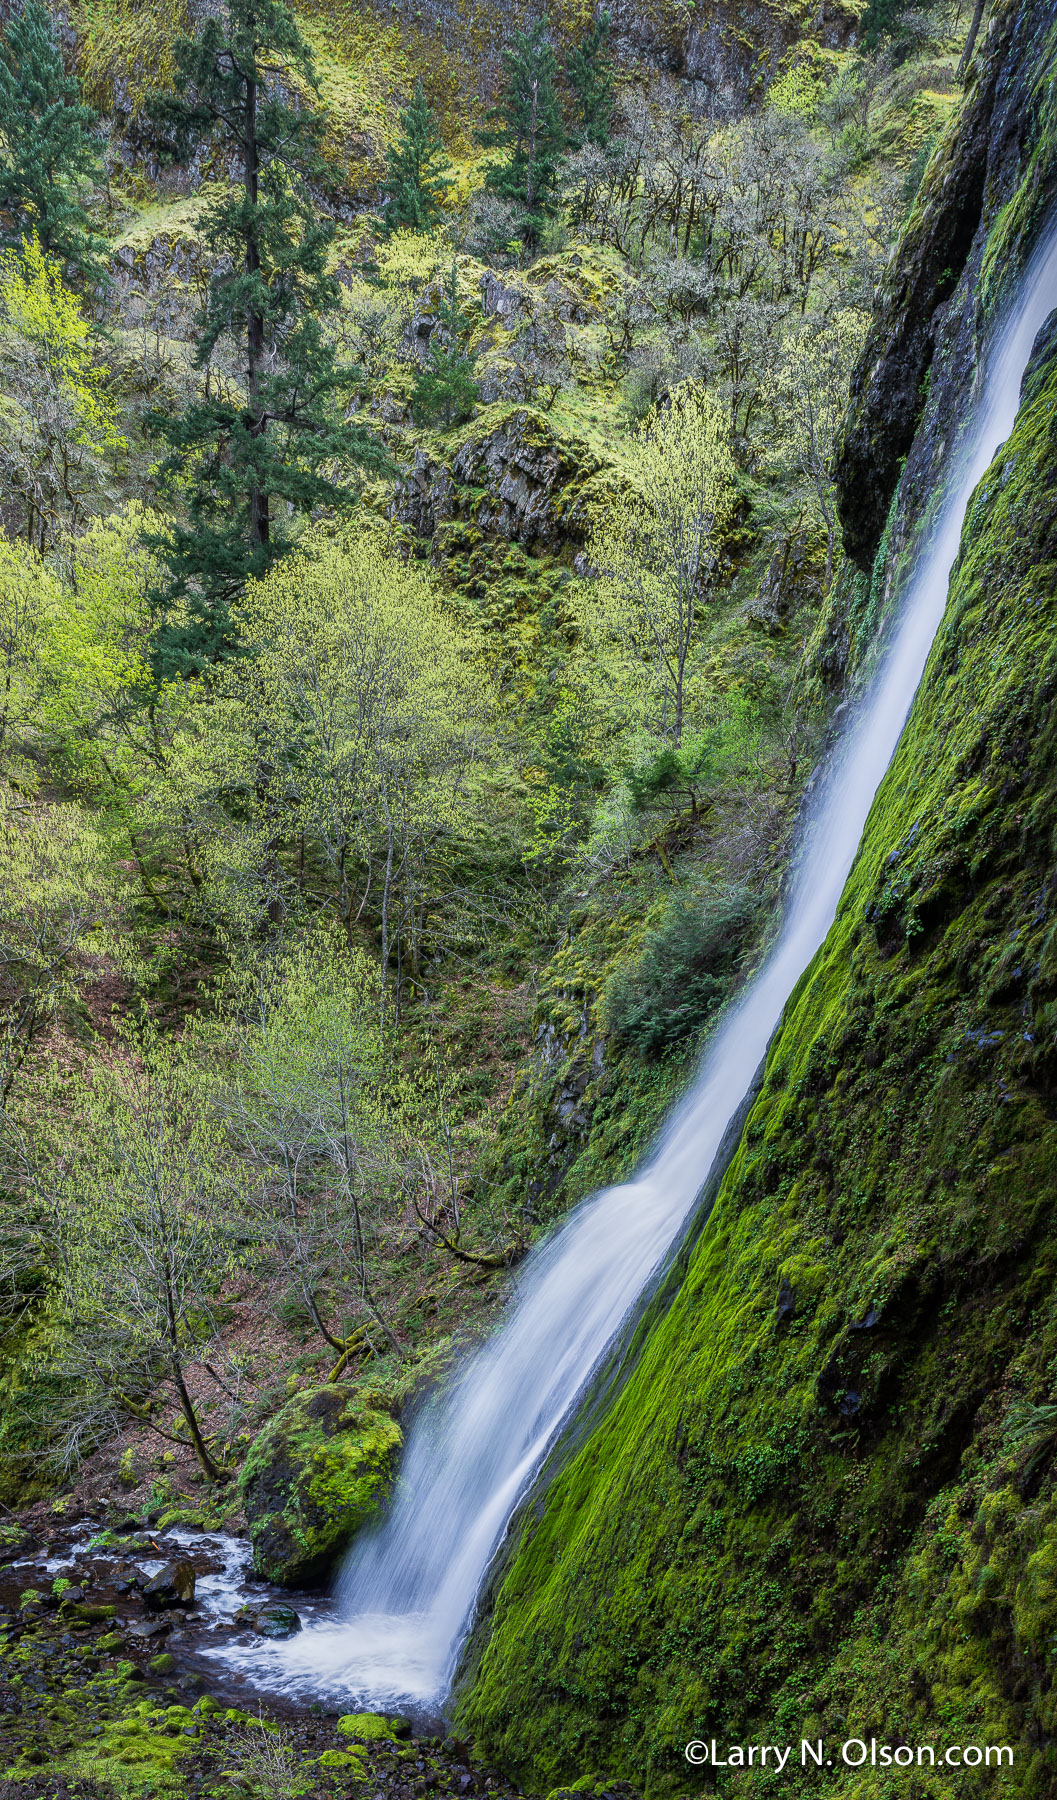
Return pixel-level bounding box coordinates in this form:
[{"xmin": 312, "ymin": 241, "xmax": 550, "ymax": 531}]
[
  {"xmin": 0, "ymin": 0, "xmax": 104, "ymax": 284},
  {"xmin": 481, "ymin": 14, "xmax": 565, "ymax": 241},
  {"xmin": 566, "ymin": 9, "xmax": 614, "ymax": 150},
  {"xmin": 144, "ymin": 0, "xmax": 387, "ymax": 679},
  {"xmin": 411, "ymin": 263, "xmax": 478, "ymax": 429},
  {"xmin": 380, "ymin": 82, "xmax": 452, "ymax": 235}
]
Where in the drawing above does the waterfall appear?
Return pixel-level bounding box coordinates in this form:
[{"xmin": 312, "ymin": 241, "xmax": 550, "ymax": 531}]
[{"xmin": 229, "ymin": 223, "xmax": 1057, "ymax": 1715}]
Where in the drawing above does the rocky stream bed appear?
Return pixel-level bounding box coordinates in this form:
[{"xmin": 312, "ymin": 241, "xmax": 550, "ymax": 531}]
[{"xmin": 0, "ymin": 1515, "xmax": 544, "ymax": 1800}]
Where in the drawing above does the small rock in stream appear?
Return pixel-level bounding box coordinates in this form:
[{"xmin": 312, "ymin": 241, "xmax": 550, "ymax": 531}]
[
  {"xmin": 143, "ymin": 1560, "xmax": 196, "ymax": 1608},
  {"xmin": 127, "ymin": 1618, "xmax": 170, "ymax": 1642},
  {"xmin": 252, "ymin": 1603, "xmax": 302, "ymax": 1639}
]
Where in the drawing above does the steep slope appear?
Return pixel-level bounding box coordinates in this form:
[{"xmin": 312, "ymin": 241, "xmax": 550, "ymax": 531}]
[{"xmin": 456, "ymin": 2, "xmax": 1057, "ymax": 1792}]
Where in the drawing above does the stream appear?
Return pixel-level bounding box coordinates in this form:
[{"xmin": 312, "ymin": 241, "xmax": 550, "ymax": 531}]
[{"xmin": 0, "ymin": 1520, "xmax": 353, "ymax": 1720}]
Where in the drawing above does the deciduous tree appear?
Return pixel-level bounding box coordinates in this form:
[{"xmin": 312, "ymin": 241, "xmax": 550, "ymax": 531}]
[
  {"xmin": 577, "ymin": 384, "xmax": 735, "ymax": 744},
  {"xmin": 0, "ymin": 237, "xmax": 122, "ymax": 551},
  {"xmin": 34, "ymin": 1036, "xmax": 235, "ymax": 1478}
]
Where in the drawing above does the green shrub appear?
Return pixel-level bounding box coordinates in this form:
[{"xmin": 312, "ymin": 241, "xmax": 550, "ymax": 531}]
[{"xmin": 603, "ymin": 885, "xmax": 758, "ymax": 1056}]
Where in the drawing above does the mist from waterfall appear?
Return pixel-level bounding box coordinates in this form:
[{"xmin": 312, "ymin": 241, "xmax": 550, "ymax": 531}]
[{"xmin": 217, "ymin": 222, "xmax": 1057, "ymax": 1716}]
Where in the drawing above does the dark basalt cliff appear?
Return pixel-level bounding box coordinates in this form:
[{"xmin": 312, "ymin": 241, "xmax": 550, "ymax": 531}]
[
  {"xmin": 457, "ymin": 4, "xmax": 1057, "ymax": 1793},
  {"xmin": 836, "ymin": 0, "xmax": 1057, "ymax": 570}
]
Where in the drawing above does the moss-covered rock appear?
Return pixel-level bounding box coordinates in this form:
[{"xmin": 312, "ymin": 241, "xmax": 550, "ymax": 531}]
[
  {"xmin": 337, "ymin": 1711, "xmax": 407, "ymax": 1741},
  {"xmin": 238, "ymin": 1385, "xmax": 402, "ymax": 1586}
]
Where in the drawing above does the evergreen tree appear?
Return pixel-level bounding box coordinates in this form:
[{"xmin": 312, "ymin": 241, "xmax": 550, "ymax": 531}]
[
  {"xmin": 566, "ymin": 9, "xmax": 614, "ymax": 150},
  {"xmin": 380, "ymin": 82, "xmax": 452, "ymax": 235},
  {"xmin": 410, "ymin": 263, "xmax": 478, "ymax": 429},
  {"xmin": 860, "ymin": 0, "xmax": 911, "ymax": 45},
  {"xmin": 480, "ymin": 14, "xmax": 565, "ymax": 241},
  {"xmin": 144, "ymin": 0, "xmax": 388, "ymax": 680},
  {"xmin": 0, "ymin": 0, "xmax": 104, "ymax": 283}
]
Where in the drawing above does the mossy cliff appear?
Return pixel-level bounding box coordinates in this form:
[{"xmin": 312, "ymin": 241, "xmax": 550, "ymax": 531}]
[{"xmin": 456, "ymin": 4, "xmax": 1057, "ymax": 1793}]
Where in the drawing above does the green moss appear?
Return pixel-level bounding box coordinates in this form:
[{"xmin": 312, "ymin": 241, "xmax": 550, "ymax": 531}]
[
  {"xmin": 336, "ymin": 1712, "xmax": 402, "ymax": 1741},
  {"xmin": 457, "ymin": 244, "xmax": 1057, "ymax": 1795},
  {"xmin": 239, "ymin": 1385, "xmax": 402, "ymax": 1584},
  {"xmin": 321, "ymin": 1745, "xmax": 369, "ymax": 1766}
]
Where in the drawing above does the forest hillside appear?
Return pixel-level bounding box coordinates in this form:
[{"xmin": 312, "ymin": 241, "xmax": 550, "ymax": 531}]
[{"xmin": 0, "ymin": 0, "xmax": 1046, "ymax": 1792}]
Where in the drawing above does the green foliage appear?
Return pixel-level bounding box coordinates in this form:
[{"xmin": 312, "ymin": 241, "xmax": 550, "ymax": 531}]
[
  {"xmin": 180, "ymin": 523, "xmax": 491, "ymax": 964},
  {"xmin": 860, "ymin": 0, "xmax": 912, "ymax": 48},
  {"xmin": 603, "ymin": 884, "xmax": 758, "ymax": 1056},
  {"xmin": 480, "ymin": 14, "xmax": 566, "ymax": 240},
  {"xmin": 0, "ymin": 0, "xmax": 104, "ymax": 283},
  {"xmin": 0, "ymin": 238, "xmax": 123, "ymax": 551},
  {"xmin": 565, "ymin": 9, "xmax": 613, "ymax": 150},
  {"xmin": 0, "ymin": 796, "xmax": 114, "ymax": 1110},
  {"xmin": 144, "ymin": 0, "xmax": 388, "ymax": 678},
  {"xmin": 381, "ymin": 81, "xmax": 452, "ymax": 235},
  {"xmin": 208, "ymin": 931, "xmax": 409, "ymax": 1355},
  {"xmin": 411, "ymin": 262, "xmax": 479, "ymax": 428},
  {"xmin": 574, "ymin": 384, "xmax": 736, "ymax": 746},
  {"xmin": 26, "ymin": 1031, "xmax": 236, "ymax": 1478},
  {"xmin": 0, "ymin": 530, "xmax": 55, "ymax": 789}
]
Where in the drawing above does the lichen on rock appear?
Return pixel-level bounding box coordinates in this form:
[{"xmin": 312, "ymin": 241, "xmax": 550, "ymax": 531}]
[{"xmin": 238, "ymin": 1385, "xmax": 402, "ymax": 1586}]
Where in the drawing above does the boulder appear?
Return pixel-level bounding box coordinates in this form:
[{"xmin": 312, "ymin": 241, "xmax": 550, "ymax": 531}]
[
  {"xmin": 252, "ymin": 1604, "xmax": 302, "ymax": 1640},
  {"xmin": 143, "ymin": 1560, "xmax": 196, "ymax": 1609},
  {"xmin": 238, "ymin": 1386, "xmax": 402, "ymax": 1586}
]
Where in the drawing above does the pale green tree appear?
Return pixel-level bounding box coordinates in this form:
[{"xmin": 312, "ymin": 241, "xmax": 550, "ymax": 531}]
[
  {"xmin": 577, "ymin": 384, "xmax": 736, "ymax": 745},
  {"xmin": 32, "ymin": 1035, "xmax": 235, "ymax": 1478},
  {"xmin": 765, "ymin": 308, "xmax": 868, "ymax": 591},
  {"xmin": 0, "ymin": 535, "xmax": 57, "ymax": 795},
  {"xmin": 187, "ymin": 526, "xmax": 491, "ymax": 1014},
  {"xmin": 0, "ymin": 801, "xmax": 113, "ymax": 1113},
  {"xmin": 0, "ymin": 237, "xmax": 123, "ymax": 551},
  {"xmin": 209, "ymin": 935, "xmax": 408, "ymax": 1366}
]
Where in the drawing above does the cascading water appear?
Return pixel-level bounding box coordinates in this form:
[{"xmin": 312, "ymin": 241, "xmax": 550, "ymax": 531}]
[{"xmin": 215, "ymin": 222, "xmax": 1057, "ymax": 1717}]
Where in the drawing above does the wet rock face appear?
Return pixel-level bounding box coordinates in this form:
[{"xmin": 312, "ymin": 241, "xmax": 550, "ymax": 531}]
[
  {"xmin": 238, "ymin": 1386, "xmax": 402, "ymax": 1587},
  {"xmin": 835, "ymin": 0, "xmax": 1057, "ymax": 568},
  {"xmin": 395, "ymin": 407, "xmax": 605, "ymax": 553}
]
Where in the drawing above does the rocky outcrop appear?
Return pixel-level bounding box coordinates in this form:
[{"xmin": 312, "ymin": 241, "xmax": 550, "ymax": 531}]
[
  {"xmin": 238, "ymin": 1386, "xmax": 402, "ymax": 1587},
  {"xmin": 356, "ymin": 0, "xmax": 855, "ymax": 114},
  {"xmin": 836, "ymin": 0, "xmax": 1057, "ymax": 567},
  {"xmin": 396, "ymin": 406, "xmax": 610, "ymax": 553}
]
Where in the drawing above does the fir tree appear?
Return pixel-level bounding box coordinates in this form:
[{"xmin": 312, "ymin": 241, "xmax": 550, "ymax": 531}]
[
  {"xmin": 480, "ymin": 14, "xmax": 565, "ymax": 242},
  {"xmin": 144, "ymin": 0, "xmax": 388, "ymax": 679},
  {"xmin": 410, "ymin": 263, "xmax": 478, "ymax": 430},
  {"xmin": 0, "ymin": 0, "xmax": 104, "ymax": 283},
  {"xmin": 380, "ymin": 82, "xmax": 452, "ymax": 235},
  {"xmin": 566, "ymin": 9, "xmax": 614, "ymax": 150}
]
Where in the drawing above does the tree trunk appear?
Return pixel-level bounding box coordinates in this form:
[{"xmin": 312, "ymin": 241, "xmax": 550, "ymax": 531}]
[
  {"xmin": 172, "ymin": 1362, "xmax": 227, "ymax": 1482},
  {"xmin": 244, "ymin": 71, "xmax": 269, "ymax": 552},
  {"xmin": 958, "ymin": 0, "xmax": 987, "ymax": 76}
]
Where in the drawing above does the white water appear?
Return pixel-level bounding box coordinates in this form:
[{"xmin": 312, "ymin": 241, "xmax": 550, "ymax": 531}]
[{"xmin": 218, "ymin": 225, "xmax": 1057, "ymax": 1715}]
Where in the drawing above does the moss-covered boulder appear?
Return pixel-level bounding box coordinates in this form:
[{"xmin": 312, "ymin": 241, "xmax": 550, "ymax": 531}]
[{"xmin": 238, "ymin": 1386, "xmax": 401, "ymax": 1586}]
